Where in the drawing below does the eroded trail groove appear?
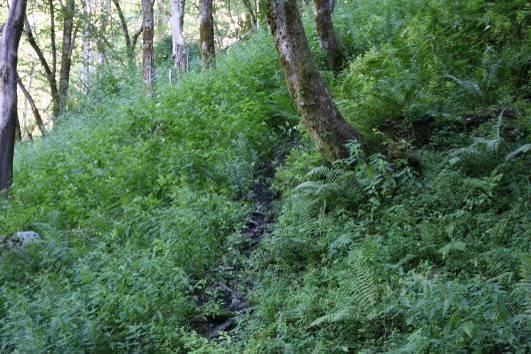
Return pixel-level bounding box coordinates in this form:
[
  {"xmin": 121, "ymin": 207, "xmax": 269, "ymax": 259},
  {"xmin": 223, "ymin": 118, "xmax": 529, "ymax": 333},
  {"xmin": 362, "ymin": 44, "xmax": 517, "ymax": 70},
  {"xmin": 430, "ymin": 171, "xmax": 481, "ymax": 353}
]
[{"xmin": 191, "ymin": 156, "xmax": 283, "ymax": 339}]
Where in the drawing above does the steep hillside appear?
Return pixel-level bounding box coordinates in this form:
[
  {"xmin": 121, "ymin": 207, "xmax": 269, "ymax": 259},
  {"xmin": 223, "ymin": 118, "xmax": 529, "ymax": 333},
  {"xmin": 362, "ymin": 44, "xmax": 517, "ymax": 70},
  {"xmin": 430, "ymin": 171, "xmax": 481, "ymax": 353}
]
[{"xmin": 1, "ymin": 1, "xmax": 529, "ymax": 353}]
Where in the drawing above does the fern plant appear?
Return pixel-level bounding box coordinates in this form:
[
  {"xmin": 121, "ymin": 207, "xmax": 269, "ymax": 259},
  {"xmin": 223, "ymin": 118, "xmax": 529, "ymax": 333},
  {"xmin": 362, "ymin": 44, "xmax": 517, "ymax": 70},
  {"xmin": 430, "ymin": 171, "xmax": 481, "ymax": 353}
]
[
  {"xmin": 309, "ymin": 253, "xmax": 379, "ymax": 328},
  {"xmin": 450, "ymin": 107, "xmax": 508, "ymax": 162}
]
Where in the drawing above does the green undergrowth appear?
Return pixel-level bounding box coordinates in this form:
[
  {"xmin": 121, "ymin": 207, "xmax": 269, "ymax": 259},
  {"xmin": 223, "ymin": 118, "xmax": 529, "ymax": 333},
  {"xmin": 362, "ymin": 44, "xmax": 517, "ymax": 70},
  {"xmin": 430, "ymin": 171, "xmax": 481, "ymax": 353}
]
[
  {"xmin": 233, "ymin": 128, "xmax": 529, "ymax": 352},
  {"xmin": 208, "ymin": 1, "xmax": 530, "ymax": 353},
  {"xmin": 0, "ymin": 31, "xmax": 292, "ymax": 352},
  {"xmin": 1, "ymin": 0, "xmax": 530, "ymax": 353}
]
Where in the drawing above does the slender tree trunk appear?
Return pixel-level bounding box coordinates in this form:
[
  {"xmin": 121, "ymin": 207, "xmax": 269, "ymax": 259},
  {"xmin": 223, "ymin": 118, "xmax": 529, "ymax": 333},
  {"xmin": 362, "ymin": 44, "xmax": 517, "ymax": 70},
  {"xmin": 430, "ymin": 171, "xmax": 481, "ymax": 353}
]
[
  {"xmin": 199, "ymin": 0, "xmax": 215, "ymax": 68},
  {"xmin": 113, "ymin": 0, "xmax": 131, "ymax": 49},
  {"xmin": 0, "ymin": 0, "xmax": 27, "ymax": 192},
  {"xmin": 14, "ymin": 115, "xmax": 22, "ymax": 141},
  {"xmin": 156, "ymin": 0, "xmax": 169, "ymax": 41},
  {"xmin": 313, "ymin": 0, "xmax": 344, "ymax": 71},
  {"xmin": 112, "ymin": 0, "xmax": 142, "ymax": 62},
  {"xmin": 267, "ymin": 0, "xmax": 361, "ymax": 161},
  {"xmin": 81, "ymin": 0, "xmax": 91, "ymax": 93},
  {"xmin": 242, "ymin": 0, "xmax": 257, "ymax": 28},
  {"xmin": 21, "ymin": 64, "xmax": 34, "ymax": 135},
  {"xmin": 257, "ymin": 0, "xmax": 268, "ymax": 25},
  {"xmin": 59, "ymin": 0, "xmax": 75, "ymax": 111},
  {"xmin": 142, "ymin": 0, "xmax": 155, "ymax": 96},
  {"xmin": 48, "ymin": 0, "xmax": 57, "ymax": 80},
  {"xmin": 17, "ymin": 74, "xmax": 46, "ymax": 136},
  {"xmin": 24, "ymin": 16, "xmax": 61, "ymax": 116},
  {"xmin": 97, "ymin": 0, "xmax": 111, "ymax": 67},
  {"xmin": 170, "ymin": 0, "xmax": 188, "ymax": 76}
]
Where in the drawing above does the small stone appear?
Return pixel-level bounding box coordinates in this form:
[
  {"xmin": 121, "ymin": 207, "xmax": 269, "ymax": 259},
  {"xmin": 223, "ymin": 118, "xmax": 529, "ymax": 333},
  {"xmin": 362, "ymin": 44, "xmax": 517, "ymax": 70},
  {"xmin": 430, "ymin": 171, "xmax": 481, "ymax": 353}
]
[{"xmin": 5, "ymin": 231, "xmax": 41, "ymax": 249}]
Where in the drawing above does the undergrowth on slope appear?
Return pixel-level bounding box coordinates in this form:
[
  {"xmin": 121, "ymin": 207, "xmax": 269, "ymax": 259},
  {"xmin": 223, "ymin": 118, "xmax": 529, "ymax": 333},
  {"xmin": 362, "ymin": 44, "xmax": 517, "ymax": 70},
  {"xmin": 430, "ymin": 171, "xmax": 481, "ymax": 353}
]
[
  {"xmin": 0, "ymin": 30, "xmax": 293, "ymax": 352},
  {"xmin": 0, "ymin": 0, "xmax": 529, "ymax": 352},
  {"xmin": 213, "ymin": 0, "xmax": 529, "ymax": 353}
]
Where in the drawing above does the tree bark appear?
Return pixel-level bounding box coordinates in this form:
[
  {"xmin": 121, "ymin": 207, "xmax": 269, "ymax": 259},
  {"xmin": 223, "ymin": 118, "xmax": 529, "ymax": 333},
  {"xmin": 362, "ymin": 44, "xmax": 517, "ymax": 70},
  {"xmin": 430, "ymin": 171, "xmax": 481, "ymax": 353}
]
[
  {"xmin": 48, "ymin": 0, "xmax": 57, "ymax": 79},
  {"xmin": 24, "ymin": 18, "xmax": 61, "ymax": 116},
  {"xmin": 21, "ymin": 65, "xmax": 33, "ymax": 134},
  {"xmin": 170, "ymin": 0, "xmax": 188, "ymax": 75},
  {"xmin": 97, "ymin": 0, "xmax": 111, "ymax": 67},
  {"xmin": 113, "ymin": 0, "xmax": 131, "ymax": 49},
  {"xmin": 24, "ymin": 0, "xmax": 74, "ymax": 118},
  {"xmin": 313, "ymin": 0, "xmax": 344, "ymax": 71},
  {"xmin": 112, "ymin": 0, "xmax": 143, "ymax": 62},
  {"xmin": 17, "ymin": 74, "xmax": 46, "ymax": 136},
  {"xmin": 242, "ymin": 0, "xmax": 257, "ymax": 28},
  {"xmin": 267, "ymin": 0, "xmax": 361, "ymax": 162},
  {"xmin": 59, "ymin": 0, "xmax": 75, "ymax": 111},
  {"xmin": 142, "ymin": 0, "xmax": 155, "ymax": 96},
  {"xmin": 14, "ymin": 114, "xmax": 22, "ymax": 141},
  {"xmin": 156, "ymin": 0, "xmax": 169, "ymax": 41},
  {"xmin": 81, "ymin": 0, "xmax": 91, "ymax": 92},
  {"xmin": 199, "ymin": 0, "xmax": 215, "ymax": 68},
  {"xmin": 0, "ymin": 0, "xmax": 27, "ymax": 192}
]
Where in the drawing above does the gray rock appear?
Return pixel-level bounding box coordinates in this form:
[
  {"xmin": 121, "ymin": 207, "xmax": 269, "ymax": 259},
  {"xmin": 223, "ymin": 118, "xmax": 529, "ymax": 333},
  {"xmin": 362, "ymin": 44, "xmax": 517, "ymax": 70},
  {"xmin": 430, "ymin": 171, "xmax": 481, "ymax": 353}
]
[{"xmin": 4, "ymin": 231, "xmax": 41, "ymax": 249}]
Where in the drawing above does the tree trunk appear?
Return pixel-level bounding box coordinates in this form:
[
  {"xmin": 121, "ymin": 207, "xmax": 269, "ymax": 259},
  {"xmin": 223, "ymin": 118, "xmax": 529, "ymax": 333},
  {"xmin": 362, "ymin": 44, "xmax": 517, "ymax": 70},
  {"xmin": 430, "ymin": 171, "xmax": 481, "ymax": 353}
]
[
  {"xmin": 81, "ymin": 0, "xmax": 91, "ymax": 93},
  {"xmin": 170, "ymin": 0, "xmax": 188, "ymax": 75},
  {"xmin": 242, "ymin": 0, "xmax": 257, "ymax": 28},
  {"xmin": 313, "ymin": 0, "xmax": 344, "ymax": 71},
  {"xmin": 14, "ymin": 115, "xmax": 22, "ymax": 141},
  {"xmin": 156, "ymin": 0, "xmax": 169, "ymax": 41},
  {"xmin": 267, "ymin": 0, "xmax": 361, "ymax": 162},
  {"xmin": 24, "ymin": 17, "xmax": 61, "ymax": 116},
  {"xmin": 0, "ymin": 0, "xmax": 27, "ymax": 192},
  {"xmin": 112, "ymin": 0, "xmax": 143, "ymax": 62},
  {"xmin": 48, "ymin": 0, "xmax": 57, "ymax": 80},
  {"xmin": 257, "ymin": 0, "xmax": 268, "ymax": 25},
  {"xmin": 59, "ymin": 0, "xmax": 75, "ymax": 111},
  {"xmin": 97, "ymin": 0, "xmax": 111, "ymax": 67},
  {"xmin": 142, "ymin": 0, "xmax": 155, "ymax": 96},
  {"xmin": 199, "ymin": 0, "xmax": 215, "ymax": 69},
  {"xmin": 17, "ymin": 74, "xmax": 46, "ymax": 136},
  {"xmin": 113, "ymin": 0, "xmax": 131, "ymax": 49},
  {"xmin": 21, "ymin": 64, "xmax": 34, "ymax": 136}
]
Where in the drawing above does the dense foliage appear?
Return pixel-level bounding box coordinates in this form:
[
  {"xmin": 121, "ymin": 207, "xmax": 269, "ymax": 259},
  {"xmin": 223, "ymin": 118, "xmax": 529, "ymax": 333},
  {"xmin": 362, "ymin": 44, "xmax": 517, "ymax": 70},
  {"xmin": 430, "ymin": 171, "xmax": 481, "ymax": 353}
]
[
  {"xmin": 0, "ymin": 33, "xmax": 290, "ymax": 351},
  {"xmin": 1, "ymin": 0, "xmax": 529, "ymax": 352}
]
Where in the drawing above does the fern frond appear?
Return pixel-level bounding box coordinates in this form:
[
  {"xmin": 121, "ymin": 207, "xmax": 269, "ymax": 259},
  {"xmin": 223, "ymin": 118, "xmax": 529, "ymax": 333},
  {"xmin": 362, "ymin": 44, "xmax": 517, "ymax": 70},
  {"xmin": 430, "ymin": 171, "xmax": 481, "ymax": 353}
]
[
  {"xmin": 518, "ymin": 256, "xmax": 531, "ymax": 318},
  {"xmin": 450, "ymin": 107, "xmax": 508, "ymax": 161},
  {"xmin": 446, "ymin": 75, "xmax": 482, "ymax": 96},
  {"xmin": 306, "ymin": 166, "xmax": 342, "ymax": 183},
  {"xmin": 309, "ymin": 255, "xmax": 378, "ymax": 328},
  {"xmin": 506, "ymin": 143, "xmax": 531, "ymax": 161}
]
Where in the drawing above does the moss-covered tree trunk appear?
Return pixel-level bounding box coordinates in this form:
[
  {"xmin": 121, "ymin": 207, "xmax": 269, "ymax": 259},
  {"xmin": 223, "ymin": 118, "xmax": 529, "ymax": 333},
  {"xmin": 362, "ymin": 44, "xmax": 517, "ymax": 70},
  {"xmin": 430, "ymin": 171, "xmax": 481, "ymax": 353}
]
[
  {"xmin": 142, "ymin": 0, "xmax": 155, "ymax": 96},
  {"xmin": 199, "ymin": 0, "xmax": 215, "ymax": 68},
  {"xmin": 313, "ymin": 0, "xmax": 344, "ymax": 71},
  {"xmin": 0, "ymin": 0, "xmax": 27, "ymax": 193},
  {"xmin": 267, "ymin": 0, "xmax": 360, "ymax": 161}
]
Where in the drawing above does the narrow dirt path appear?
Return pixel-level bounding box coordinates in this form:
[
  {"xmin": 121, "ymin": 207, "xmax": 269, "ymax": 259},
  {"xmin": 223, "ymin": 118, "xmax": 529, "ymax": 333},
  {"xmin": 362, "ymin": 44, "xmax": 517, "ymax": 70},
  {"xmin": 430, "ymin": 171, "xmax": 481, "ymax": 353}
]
[{"xmin": 191, "ymin": 156, "xmax": 283, "ymax": 339}]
